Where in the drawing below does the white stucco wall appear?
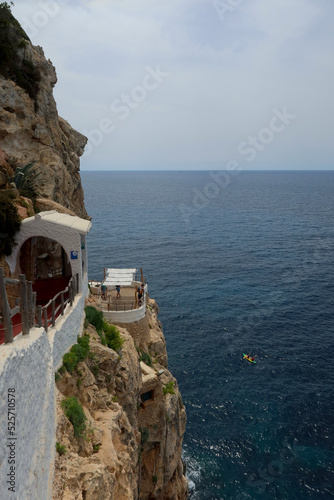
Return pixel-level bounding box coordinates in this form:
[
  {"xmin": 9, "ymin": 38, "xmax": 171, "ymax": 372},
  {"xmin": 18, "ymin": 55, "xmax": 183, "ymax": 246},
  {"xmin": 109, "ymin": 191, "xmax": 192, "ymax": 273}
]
[
  {"xmin": 0, "ymin": 278, "xmax": 88, "ymax": 500},
  {"xmin": 5, "ymin": 212, "xmax": 90, "ymax": 293},
  {"xmin": 102, "ymin": 303, "xmax": 146, "ymax": 323}
]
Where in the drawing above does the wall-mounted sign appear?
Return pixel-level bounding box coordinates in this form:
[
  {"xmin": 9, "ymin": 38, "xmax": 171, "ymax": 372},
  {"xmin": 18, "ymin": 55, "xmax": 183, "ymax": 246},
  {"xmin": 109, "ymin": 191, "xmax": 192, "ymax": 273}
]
[
  {"xmin": 71, "ymin": 251, "xmax": 78, "ymax": 260},
  {"xmin": 81, "ymin": 243, "xmax": 85, "ymax": 250}
]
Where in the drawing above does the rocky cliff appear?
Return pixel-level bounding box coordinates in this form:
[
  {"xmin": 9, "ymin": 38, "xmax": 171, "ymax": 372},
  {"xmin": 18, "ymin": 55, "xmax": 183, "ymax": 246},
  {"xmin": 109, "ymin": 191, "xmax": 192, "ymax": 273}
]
[
  {"xmin": 53, "ymin": 298, "xmax": 188, "ymax": 500},
  {"xmin": 0, "ymin": 5, "xmax": 88, "ymax": 218}
]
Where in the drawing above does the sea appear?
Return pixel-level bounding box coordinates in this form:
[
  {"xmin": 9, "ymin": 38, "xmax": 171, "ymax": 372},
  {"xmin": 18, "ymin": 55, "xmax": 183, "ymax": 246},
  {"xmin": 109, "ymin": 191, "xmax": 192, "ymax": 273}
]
[{"xmin": 81, "ymin": 170, "xmax": 334, "ymax": 500}]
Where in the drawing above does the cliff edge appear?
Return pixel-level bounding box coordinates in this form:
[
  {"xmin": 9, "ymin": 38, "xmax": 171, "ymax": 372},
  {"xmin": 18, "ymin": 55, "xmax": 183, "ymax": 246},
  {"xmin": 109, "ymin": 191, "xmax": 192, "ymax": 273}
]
[
  {"xmin": 0, "ymin": 4, "xmax": 88, "ymax": 218},
  {"xmin": 53, "ymin": 298, "xmax": 188, "ymax": 500}
]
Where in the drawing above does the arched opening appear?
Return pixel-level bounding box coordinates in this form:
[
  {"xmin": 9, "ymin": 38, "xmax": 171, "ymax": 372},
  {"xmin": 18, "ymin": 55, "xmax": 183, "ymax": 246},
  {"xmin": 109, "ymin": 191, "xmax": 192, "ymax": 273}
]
[{"xmin": 19, "ymin": 237, "xmax": 72, "ymax": 305}]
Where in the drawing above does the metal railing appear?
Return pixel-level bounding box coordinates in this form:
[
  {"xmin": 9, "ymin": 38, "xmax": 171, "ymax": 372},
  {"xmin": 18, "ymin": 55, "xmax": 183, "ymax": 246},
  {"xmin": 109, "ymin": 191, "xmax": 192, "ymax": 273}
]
[{"xmin": 0, "ymin": 267, "xmax": 79, "ymax": 343}]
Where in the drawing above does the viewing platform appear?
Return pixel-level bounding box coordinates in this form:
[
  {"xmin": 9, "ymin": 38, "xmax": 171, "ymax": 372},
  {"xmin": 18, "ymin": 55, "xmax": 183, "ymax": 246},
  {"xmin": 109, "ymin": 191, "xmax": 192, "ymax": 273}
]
[{"xmin": 89, "ymin": 268, "xmax": 148, "ymax": 323}]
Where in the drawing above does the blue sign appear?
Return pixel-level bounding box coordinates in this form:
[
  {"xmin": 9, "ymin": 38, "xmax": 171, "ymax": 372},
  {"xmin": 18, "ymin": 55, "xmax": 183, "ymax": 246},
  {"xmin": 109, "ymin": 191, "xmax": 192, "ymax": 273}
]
[{"xmin": 71, "ymin": 251, "xmax": 78, "ymax": 260}]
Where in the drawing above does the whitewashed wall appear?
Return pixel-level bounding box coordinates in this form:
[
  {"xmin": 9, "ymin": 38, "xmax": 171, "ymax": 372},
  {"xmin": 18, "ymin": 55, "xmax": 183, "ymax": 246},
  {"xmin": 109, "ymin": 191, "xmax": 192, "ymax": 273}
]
[
  {"xmin": 102, "ymin": 303, "xmax": 146, "ymax": 323},
  {"xmin": 0, "ymin": 276, "xmax": 88, "ymax": 500},
  {"xmin": 5, "ymin": 212, "xmax": 90, "ymax": 293}
]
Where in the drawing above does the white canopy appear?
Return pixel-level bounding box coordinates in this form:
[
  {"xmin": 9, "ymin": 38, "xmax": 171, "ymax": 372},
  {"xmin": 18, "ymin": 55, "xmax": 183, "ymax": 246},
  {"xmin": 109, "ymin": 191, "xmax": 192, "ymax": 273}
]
[{"xmin": 103, "ymin": 268, "xmax": 137, "ymax": 287}]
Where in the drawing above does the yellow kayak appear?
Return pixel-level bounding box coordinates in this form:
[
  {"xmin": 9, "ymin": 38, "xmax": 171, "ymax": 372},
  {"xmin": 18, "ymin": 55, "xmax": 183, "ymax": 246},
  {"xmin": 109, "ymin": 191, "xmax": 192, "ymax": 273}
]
[{"xmin": 243, "ymin": 353, "xmax": 256, "ymax": 364}]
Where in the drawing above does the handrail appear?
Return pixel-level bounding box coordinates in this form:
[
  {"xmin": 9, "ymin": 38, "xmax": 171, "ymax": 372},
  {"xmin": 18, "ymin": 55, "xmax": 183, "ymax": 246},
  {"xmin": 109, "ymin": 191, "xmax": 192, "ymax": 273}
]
[
  {"xmin": 41, "ymin": 274, "xmax": 78, "ymax": 333},
  {"xmin": 10, "ymin": 306, "xmax": 20, "ymax": 317},
  {"xmin": 0, "ymin": 269, "xmax": 80, "ymax": 342}
]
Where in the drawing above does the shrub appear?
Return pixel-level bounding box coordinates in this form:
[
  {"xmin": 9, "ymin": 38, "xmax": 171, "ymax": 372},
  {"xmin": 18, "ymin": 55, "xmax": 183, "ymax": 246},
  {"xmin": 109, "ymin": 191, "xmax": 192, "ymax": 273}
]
[
  {"xmin": 62, "ymin": 352, "xmax": 78, "ymax": 374},
  {"xmin": 55, "ymin": 372, "xmax": 61, "ymax": 382},
  {"xmin": 61, "ymin": 397, "xmax": 87, "ymax": 438},
  {"xmin": 10, "ymin": 161, "xmax": 40, "ymax": 199},
  {"xmin": 163, "ymin": 381, "xmax": 175, "ymax": 395},
  {"xmin": 56, "ymin": 442, "xmax": 67, "ymax": 455},
  {"xmin": 85, "ymin": 306, "xmax": 103, "ymax": 333},
  {"xmin": 71, "ymin": 335, "xmax": 90, "ymax": 362},
  {"xmin": 103, "ymin": 321, "xmax": 124, "ymax": 352},
  {"xmin": 62, "ymin": 336, "xmax": 90, "ymax": 373},
  {"xmin": 91, "ymin": 364, "xmax": 99, "ymax": 377},
  {"xmin": 140, "ymin": 351, "xmax": 152, "ymax": 367},
  {"xmin": 0, "ymin": 191, "xmax": 21, "ymax": 256}
]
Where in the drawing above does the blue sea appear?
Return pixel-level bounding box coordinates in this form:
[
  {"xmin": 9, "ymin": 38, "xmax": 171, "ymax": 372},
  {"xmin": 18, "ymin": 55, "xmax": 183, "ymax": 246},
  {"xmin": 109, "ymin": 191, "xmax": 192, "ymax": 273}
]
[{"xmin": 81, "ymin": 170, "xmax": 334, "ymax": 500}]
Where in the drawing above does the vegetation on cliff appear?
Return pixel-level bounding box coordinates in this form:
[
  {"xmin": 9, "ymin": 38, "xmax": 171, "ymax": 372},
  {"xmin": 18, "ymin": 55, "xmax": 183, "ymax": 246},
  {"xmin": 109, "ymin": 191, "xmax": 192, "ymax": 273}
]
[
  {"xmin": 0, "ymin": 190, "xmax": 21, "ymax": 256},
  {"xmin": 10, "ymin": 161, "xmax": 40, "ymax": 200},
  {"xmin": 0, "ymin": 2, "xmax": 41, "ymax": 102},
  {"xmin": 84, "ymin": 305, "xmax": 124, "ymax": 351},
  {"xmin": 0, "ymin": 158, "xmax": 40, "ymax": 256},
  {"xmin": 53, "ymin": 299, "xmax": 188, "ymax": 499}
]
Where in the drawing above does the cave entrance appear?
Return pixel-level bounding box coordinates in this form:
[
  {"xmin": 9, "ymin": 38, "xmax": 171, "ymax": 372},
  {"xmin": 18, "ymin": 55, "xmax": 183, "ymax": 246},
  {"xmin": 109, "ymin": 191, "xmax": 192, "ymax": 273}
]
[{"xmin": 19, "ymin": 236, "xmax": 72, "ymax": 305}]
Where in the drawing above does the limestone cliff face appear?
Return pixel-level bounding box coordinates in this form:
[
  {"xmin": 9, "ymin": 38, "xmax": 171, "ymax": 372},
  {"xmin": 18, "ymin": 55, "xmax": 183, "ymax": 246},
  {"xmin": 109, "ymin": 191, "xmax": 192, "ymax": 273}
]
[
  {"xmin": 53, "ymin": 298, "xmax": 188, "ymax": 500},
  {"xmin": 0, "ymin": 10, "xmax": 88, "ymax": 218}
]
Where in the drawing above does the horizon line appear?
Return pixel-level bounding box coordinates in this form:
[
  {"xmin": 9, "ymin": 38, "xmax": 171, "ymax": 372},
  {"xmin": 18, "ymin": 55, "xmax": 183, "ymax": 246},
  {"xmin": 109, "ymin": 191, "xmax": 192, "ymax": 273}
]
[{"xmin": 80, "ymin": 168, "xmax": 334, "ymax": 172}]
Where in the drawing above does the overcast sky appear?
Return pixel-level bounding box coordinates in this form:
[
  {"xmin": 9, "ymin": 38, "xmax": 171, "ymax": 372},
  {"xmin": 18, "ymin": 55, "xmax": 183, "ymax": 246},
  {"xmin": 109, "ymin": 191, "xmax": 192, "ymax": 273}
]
[{"xmin": 12, "ymin": 0, "xmax": 334, "ymax": 170}]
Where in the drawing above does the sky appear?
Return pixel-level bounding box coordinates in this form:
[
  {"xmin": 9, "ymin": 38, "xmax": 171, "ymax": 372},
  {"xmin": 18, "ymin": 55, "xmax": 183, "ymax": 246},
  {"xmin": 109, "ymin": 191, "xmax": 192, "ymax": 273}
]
[{"xmin": 11, "ymin": 0, "xmax": 334, "ymax": 171}]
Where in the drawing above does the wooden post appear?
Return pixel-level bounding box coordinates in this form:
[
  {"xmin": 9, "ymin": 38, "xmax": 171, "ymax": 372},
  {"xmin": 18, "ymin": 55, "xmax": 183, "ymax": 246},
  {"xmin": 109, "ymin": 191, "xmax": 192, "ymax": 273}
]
[
  {"xmin": 140, "ymin": 267, "xmax": 144, "ymax": 283},
  {"xmin": 19, "ymin": 274, "xmax": 30, "ymax": 335},
  {"xmin": 37, "ymin": 305, "xmax": 42, "ymax": 327},
  {"xmin": 61, "ymin": 292, "xmax": 64, "ymax": 315},
  {"xmin": 43, "ymin": 306, "xmax": 48, "ymax": 332},
  {"xmin": 51, "ymin": 299, "xmax": 56, "ymax": 327},
  {"xmin": 69, "ymin": 281, "xmax": 73, "ymax": 306},
  {"xmin": 27, "ymin": 281, "xmax": 33, "ymax": 328},
  {"xmin": 32, "ymin": 292, "xmax": 36, "ymax": 328},
  {"xmin": 0, "ymin": 268, "xmax": 14, "ymax": 343}
]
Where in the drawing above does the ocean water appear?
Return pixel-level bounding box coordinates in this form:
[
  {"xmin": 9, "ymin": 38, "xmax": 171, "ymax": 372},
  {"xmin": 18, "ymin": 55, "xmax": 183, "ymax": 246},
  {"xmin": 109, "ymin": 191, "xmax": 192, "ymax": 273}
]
[{"xmin": 81, "ymin": 170, "xmax": 334, "ymax": 500}]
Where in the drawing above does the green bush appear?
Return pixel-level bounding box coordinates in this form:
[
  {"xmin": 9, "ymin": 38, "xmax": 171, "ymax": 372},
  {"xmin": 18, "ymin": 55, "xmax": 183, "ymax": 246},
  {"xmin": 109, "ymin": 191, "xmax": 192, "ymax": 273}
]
[
  {"xmin": 62, "ymin": 351, "xmax": 78, "ymax": 373},
  {"xmin": 103, "ymin": 321, "xmax": 124, "ymax": 352},
  {"xmin": 163, "ymin": 381, "xmax": 175, "ymax": 395},
  {"xmin": 91, "ymin": 364, "xmax": 99, "ymax": 377},
  {"xmin": 71, "ymin": 335, "xmax": 90, "ymax": 362},
  {"xmin": 56, "ymin": 441, "xmax": 67, "ymax": 455},
  {"xmin": 140, "ymin": 351, "xmax": 152, "ymax": 367},
  {"xmin": 62, "ymin": 336, "xmax": 90, "ymax": 373},
  {"xmin": 0, "ymin": 191, "xmax": 21, "ymax": 257},
  {"xmin": 85, "ymin": 306, "xmax": 103, "ymax": 333},
  {"xmin": 61, "ymin": 397, "xmax": 87, "ymax": 438}
]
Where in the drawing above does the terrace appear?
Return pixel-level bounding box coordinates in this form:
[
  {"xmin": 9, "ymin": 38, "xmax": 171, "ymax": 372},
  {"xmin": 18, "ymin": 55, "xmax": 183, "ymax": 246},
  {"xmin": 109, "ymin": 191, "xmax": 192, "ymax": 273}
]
[{"xmin": 89, "ymin": 268, "xmax": 148, "ymax": 323}]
